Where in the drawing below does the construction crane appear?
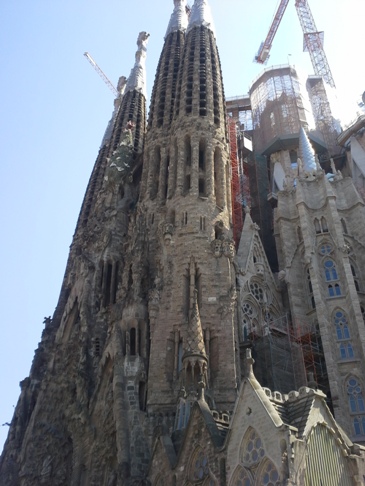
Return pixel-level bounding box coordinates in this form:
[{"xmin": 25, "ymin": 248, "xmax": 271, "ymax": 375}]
[
  {"xmin": 254, "ymin": 0, "xmax": 335, "ymax": 88},
  {"xmin": 84, "ymin": 52, "xmax": 119, "ymax": 97}
]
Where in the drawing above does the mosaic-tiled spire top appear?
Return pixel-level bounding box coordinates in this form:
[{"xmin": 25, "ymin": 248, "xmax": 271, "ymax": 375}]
[
  {"xmin": 187, "ymin": 0, "xmax": 216, "ymax": 36},
  {"xmin": 147, "ymin": 1, "xmax": 187, "ymax": 129},
  {"xmin": 125, "ymin": 31, "xmax": 150, "ymax": 98},
  {"xmin": 299, "ymin": 126, "xmax": 317, "ymax": 172},
  {"xmin": 165, "ymin": 0, "xmax": 189, "ymax": 38},
  {"xmin": 184, "ymin": 290, "xmax": 206, "ymax": 359}
]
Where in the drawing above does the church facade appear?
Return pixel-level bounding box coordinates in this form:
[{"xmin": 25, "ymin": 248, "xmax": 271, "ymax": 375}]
[{"xmin": 2, "ymin": 1, "xmax": 365, "ymax": 484}]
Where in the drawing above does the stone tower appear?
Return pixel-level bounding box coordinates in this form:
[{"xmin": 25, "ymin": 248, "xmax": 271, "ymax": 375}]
[
  {"xmin": 141, "ymin": 0, "xmax": 238, "ymax": 415},
  {"xmin": 4, "ymin": 1, "xmax": 365, "ymax": 485},
  {"xmin": 274, "ymin": 126, "xmax": 365, "ymax": 437},
  {"xmin": 0, "ymin": 1, "xmax": 239, "ymax": 484}
]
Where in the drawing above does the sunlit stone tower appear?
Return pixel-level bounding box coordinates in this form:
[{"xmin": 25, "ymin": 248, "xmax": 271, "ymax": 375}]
[{"xmin": 3, "ymin": 1, "xmax": 365, "ymax": 485}]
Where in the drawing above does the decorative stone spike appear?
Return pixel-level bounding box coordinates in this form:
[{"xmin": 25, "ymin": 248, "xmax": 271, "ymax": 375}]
[
  {"xmin": 298, "ymin": 127, "xmax": 317, "ymax": 173},
  {"xmin": 184, "ymin": 289, "xmax": 206, "ymax": 358}
]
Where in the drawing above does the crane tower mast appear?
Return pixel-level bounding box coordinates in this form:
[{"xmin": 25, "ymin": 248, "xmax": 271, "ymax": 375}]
[
  {"xmin": 255, "ymin": 0, "xmax": 335, "ymax": 88},
  {"xmin": 294, "ymin": 0, "xmax": 335, "ymax": 87}
]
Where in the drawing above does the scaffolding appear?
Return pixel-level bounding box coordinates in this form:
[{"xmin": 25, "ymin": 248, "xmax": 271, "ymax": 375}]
[
  {"xmin": 228, "ymin": 117, "xmax": 243, "ymax": 248},
  {"xmin": 306, "ymin": 76, "xmax": 341, "ymax": 158},
  {"xmin": 249, "ymin": 65, "xmax": 309, "ymax": 155},
  {"xmin": 246, "ymin": 313, "xmax": 329, "ymax": 397},
  {"xmin": 290, "ymin": 317, "xmax": 329, "ymax": 396}
]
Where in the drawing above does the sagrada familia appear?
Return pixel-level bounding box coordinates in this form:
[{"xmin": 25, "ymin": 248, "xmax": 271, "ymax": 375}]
[{"xmin": 2, "ymin": 0, "xmax": 365, "ymax": 484}]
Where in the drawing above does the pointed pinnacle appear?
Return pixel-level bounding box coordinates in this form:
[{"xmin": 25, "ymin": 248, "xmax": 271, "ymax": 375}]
[
  {"xmin": 125, "ymin": 32, "xmax": 150, "ymax": 98},
  {"xmin": 165, "ymin": 0, "xmax": 189, "ymax": 38},
  {"xmin": 184, "ymin": 290, "xmax": 206, "ymax": 358},
  {"xmin": 187, "ymin": 0, "xmax": 216, "ymax": 36},
  {"xmin": 298, "ymin": 127, "xmax": 316, "ymax": 173}
]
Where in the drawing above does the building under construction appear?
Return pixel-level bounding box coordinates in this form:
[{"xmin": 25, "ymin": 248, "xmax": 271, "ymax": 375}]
[{"xmin": 2, "ymin": 0, "xmax": 365, "ymax": 485}]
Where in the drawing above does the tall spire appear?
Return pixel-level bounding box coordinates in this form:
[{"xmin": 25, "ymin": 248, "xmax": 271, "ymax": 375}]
[
  {"xmin": 165, "ymin": 0, "xmax": 189, "ymax": 38},
  {"xmin": 125, "ymin": 31, "xmax": 150, "ymax": 98},
  {"xmin": 299, "ymin": 126, "xmax": 317, "ymax": 172},
  {"xmin": 187, "ymin": 0, "xmax": 216, "ymax": 35}
]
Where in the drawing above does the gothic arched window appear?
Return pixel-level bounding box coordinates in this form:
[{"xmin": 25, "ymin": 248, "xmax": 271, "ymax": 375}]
[
  {"xmin": 334, "ymin": 310, "xmax": 350, "ymax": 340},
  {"xmin": 324, "ymin": 259, "xmax": 338, "ymax": 281},
  {"xmin": 256, "ymin": 460, "xmax": 280, "ymax": 486},
  {"xmin": 189, "ymin": 448, "xmax": 210, "ymax": 482},
  {"xmin": 324, "ymin": 259, "xmax": 341, "ymax": 297},
  {"xmin": 334, "ymin": 310, "xmax": 354, "ymax": 360},
  {"xmin": 230, "ymin": 465, "xmax": 253, "ymax": 486},
  {"xmin": 321, "ymin": 217, "xmax": 328, "ymax": 232},
  {"xmin": 347, "ymin": 377, "xmax": 365, "ymax": 437},
  {"xmin": 347, "ymin": 378, "xmax": 365, "ymax": 413},
  {"xmin": 241, "ymin": 428, "xmax": 265, "ymax": 467}
]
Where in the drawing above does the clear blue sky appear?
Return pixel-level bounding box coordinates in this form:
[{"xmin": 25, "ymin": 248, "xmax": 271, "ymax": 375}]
[{"xmin": 0, "ymin": 0, "xmax": 363, "ymax": 451}]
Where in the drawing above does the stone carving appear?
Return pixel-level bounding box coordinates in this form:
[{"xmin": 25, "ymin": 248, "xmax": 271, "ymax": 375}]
[
  {"xmin": 223, "ymin": 239, "xmax": 235, "ymax": 261},
  {"xmin": 160, "ymin": 222, "xmax": 174, "ymax": 245},
  {"xmin": 211, "ymin": 238, "xmax": 223, "ymax": 257}
]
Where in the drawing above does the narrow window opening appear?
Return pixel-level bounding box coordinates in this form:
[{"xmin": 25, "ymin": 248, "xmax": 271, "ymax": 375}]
[
  {"xmin": 200, "ymin": 217, "xmax": 206, "ymax": 231},
  {"xmin": 130, "ymin": 328, "xmax": 136, "ymax": 356},
  {"xmin": 138, "ymin": 329, "xmax": 142, "ymax": 357},
  {"xmin": 120, "ymin": 185, "xmax": 125, "ymax": 200},
  {"xmin": 341, "ymin": 218, "xmax": 348, "ymax": 234},
  {"xmin": 314, "ymin": 218, "xmax": 321, "ymax": 234},
  {"xmin": 103, "ymin": 263, "xmax": 113, "ymax": 307},
  {"xmin": 321, "ymin": 217, "xmax": 328, "ymax": 232},
  {"xmin": 94, "ymin": 338, "xmax": 100, "ymax": 357},
  {"xmin": 199, "ymin": 178, "xmax": 205, "ymax": 196},
  {"xmin": 139, "ymin": 382, "xmax": 146, "ymax": 411},
  {"xmin": 112, "ymin": 261, "xmax": 119, "ymax": 304}
]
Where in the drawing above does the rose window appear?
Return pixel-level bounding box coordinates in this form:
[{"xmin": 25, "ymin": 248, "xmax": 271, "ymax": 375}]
[
  {"xmin": 242, "ymin": 429, "xmax": 265, "ymax": 466},
  {"xmin": 319, "ymin": 243, "xmax": 332, "ymax": 256},
  {"xmin": 259, "ymin": 461, "xmax": 280, "ymax": 486},
  {"xmin": 192, "ymin": 450, "xmax": 209, "ymax": 481},
  {"xmin": 242, "ymin": 302, "xmax": 255, "ymax": 317},
  {"xmin": 233, "ymin": 467, "xmax": 253, "ymax": 486},
  {"xmin": 249, "ymin": 282, "xmax": 264, "ymax": 303}
]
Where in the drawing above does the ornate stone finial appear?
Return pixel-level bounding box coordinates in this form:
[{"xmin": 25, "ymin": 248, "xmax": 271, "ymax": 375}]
[
  {"xmin": 313, "ymin": 154, "xmax": 320, "ymax": 171},
  {"xmin": 298, "ymin": 127, "xmax": 317, "ymax": 173},
  {"xmin": 187, "ymin": 0, "xmax": 216, "ymax": 36},
  {"xmin": 165, "ymin": 0, "xmax": 189, "ymax": 38},
  {"xmin": 244, "ymin": 205, "xmax": 251, "ymax": 215},
  {"xmin": 307, "ymin": 372, "xmax": 317, "ymax": 390},
  {"xmin": 330, "ymin": 157, "xmax": 337, "ymax": 175},
  {"xmin": 125, "ymin": 31, "xmax": 150, "ymax": 98},
  {"xmin": 245, "ymin": 348, "xmax": 255, "ymax": 377}
]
